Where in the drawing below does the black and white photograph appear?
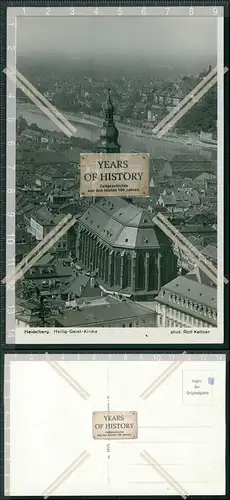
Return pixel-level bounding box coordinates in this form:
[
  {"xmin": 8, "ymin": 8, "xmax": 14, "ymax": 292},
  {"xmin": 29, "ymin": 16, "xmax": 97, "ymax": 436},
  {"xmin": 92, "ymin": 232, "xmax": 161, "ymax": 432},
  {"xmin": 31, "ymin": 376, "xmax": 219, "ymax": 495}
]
[{"xmin": 6, "ymin": 5, "xmax": 225, "ymax": 344}]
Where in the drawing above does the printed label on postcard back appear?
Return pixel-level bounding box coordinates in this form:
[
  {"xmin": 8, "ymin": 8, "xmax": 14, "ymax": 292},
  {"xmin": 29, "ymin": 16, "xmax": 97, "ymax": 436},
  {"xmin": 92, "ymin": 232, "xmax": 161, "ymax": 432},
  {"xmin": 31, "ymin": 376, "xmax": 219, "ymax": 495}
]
[
  {"xmin": 80, "ymin": 153, "xmax": 149, "ymax": 197},
  {"xmin": 92, "ymin": 411, "xmax": 138, "ymax": 439}
]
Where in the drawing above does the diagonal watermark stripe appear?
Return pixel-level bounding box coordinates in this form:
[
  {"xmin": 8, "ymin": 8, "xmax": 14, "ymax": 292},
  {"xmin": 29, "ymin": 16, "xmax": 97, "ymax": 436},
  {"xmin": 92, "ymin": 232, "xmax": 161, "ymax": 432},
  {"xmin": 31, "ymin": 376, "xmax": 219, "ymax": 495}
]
[
  {"xmin": 156, "ymin": 212, "xmax": 227, "ymax": 284},
  {"xmin": 141, "ymin": 450, "xmax": 188, "ymax": 499},
  {"xmin": 2, "ymin": 214, "xmax": 72, "ymax": 285},
  {"xmin": 153, "ymin": 213, "xmax": 227, "ymax": 286},
  {"xmin": 13, "ymin": 66, "xmax": 77, "ymax": 135},
  {"xmin": 152, "ymin": 66, "xmax": 218, "ymax": 135},
  {"xmin": 4, "ymin": 67, "xmax": 74, "ymax": 137},
  {"xmin": 153, "ymin": 216, "xmax": 217, "ymax": 284},
  {"xmin": 47, "ymin": 360, "xmax": 90, "ymax": 400},
  {"xmin": 140, "ymin": 354, "xmax": 185, "ymax": 400},
  {"xmin": 6, "ymin": 215, "xmax": 77, "ymax": 285},
  {"xmin": 157, "ymin": 70, "xmax": 228, "ymax": 138},
  {"xmin": 153, "ymin": 66, "xmax": 228, "ymax": 138},
  {"xmin": 42, "ymin": 450, "xmax": 90, "ymax": 499},
  {"xmin": 156, "ymin": 213, "xmax": 217, "ymax": 277}
]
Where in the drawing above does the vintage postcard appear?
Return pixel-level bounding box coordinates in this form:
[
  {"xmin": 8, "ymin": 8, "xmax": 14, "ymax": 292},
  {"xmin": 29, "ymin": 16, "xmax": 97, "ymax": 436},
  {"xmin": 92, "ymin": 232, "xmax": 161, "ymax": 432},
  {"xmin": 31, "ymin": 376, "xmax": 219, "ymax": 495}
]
[
  {"xmin": 4, "ymin": 5, "xmax": 226, "ymax": 344},
  {"xmin": 4, "ymin": 353, "xmax": 226, "ymax": 496}
]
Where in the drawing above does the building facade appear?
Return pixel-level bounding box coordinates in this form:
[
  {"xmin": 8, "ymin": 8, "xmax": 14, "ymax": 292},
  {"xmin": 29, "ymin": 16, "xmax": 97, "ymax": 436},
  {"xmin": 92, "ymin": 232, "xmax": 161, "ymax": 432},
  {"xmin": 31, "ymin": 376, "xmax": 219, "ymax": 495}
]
[{"xmin": 155, "ymin": 273, "xmax": 217, "ymax": 327}]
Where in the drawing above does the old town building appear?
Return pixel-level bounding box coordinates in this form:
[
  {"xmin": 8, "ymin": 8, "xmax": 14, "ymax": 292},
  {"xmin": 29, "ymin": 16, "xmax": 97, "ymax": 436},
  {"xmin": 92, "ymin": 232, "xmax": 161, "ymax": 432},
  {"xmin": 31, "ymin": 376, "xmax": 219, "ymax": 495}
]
[{"xmin": 155, "ymin": 270, "xmax": 217, "ymax": 327}]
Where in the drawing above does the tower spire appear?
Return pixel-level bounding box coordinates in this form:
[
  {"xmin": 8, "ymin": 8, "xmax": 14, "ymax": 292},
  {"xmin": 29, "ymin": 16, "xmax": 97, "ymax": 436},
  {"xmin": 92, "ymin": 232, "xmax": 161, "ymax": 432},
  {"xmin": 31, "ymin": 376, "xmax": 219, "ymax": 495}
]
[{"xmin": 96, "ymin": 88, "xmax": 121, "ymax": 154}]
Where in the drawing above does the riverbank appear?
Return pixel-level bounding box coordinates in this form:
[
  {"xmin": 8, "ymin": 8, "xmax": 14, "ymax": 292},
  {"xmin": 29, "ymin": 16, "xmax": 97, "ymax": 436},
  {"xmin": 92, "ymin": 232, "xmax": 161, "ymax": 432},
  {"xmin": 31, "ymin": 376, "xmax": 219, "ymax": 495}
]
[
  {"xmin": 17, "ymin": 100, "xmax": 216, "ymax": 159},
  {"xmin": 68, "ymin": 112, "xmax": 217, "ymax": 151}
]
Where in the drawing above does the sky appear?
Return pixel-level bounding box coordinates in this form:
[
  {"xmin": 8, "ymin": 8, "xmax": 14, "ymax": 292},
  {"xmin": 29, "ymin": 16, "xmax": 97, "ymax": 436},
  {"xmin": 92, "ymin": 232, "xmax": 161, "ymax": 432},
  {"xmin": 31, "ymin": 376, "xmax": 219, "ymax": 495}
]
[{"xmin": 16, "ymin": 13, "xmax": 218, "ymax": 66}]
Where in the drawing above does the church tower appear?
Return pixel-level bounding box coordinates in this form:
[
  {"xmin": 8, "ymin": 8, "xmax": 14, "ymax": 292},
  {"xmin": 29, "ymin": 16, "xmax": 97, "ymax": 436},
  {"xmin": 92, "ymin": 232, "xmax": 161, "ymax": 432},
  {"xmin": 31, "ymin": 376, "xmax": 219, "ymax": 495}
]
[{"xmin": 96, "ymin": 88, "xmax": 121, "ymax": 154}]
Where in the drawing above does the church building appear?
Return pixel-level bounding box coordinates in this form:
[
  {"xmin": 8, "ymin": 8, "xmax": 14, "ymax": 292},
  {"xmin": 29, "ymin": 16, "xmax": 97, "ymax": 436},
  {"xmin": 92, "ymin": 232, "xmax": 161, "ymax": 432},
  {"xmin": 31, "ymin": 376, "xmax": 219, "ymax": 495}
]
[{"xmin": 77, "ymin": 90, "xmax": 178, "ymax": 301}]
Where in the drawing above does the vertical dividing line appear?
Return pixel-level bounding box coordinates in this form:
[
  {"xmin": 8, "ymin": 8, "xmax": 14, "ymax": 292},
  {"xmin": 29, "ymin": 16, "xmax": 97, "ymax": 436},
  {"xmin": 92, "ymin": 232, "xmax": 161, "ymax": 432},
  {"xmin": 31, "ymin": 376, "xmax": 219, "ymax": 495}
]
[
  {"xmin": 217, "ymin": 14, "xmax": 224, "ymax": 332},
  {"xmin": 6, "ymin": 11, "xmax": 17, "ymax": 344}
]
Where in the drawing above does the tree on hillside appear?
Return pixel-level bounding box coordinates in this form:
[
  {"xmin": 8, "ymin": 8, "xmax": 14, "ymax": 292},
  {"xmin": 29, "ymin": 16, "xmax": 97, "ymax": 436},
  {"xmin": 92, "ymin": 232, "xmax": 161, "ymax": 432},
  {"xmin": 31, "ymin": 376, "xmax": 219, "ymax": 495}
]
[
  {"xmin": 176, "ymin": 88, "xmax": 217, "ymax": 134},
  {"xmin": 30, "ymin": 123, "xmax": 40, "ymax": 131},
  {"xmin": 17, "ymin": 116, "xmax": 28, "ymax": 135}
]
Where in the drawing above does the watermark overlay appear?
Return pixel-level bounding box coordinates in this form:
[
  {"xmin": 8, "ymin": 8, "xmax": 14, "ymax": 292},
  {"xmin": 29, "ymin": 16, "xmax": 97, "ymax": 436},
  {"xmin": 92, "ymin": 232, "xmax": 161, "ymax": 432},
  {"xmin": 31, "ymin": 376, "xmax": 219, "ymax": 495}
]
[
  {"xmin": 140, "ymin": 354, "xmax": 186, "ymax": 400},
  {"xmin": 4, "ymin": 67, "xmax": 76, "ymax": 137},
  {"xmin": 153, "ymin": 66, "xmax": 218, "ymax": 135},
  {"xmin": 153, "ymin": 213, "xmax": 228, "ymax": 286},
  {"xmin": 46, "ymin": 358, "xmax": 90, "ymax": 400},
  {"xmin": 3, "ymin": 215, "xmax": 77, "ymax": 285},
  {"xmin": 42, "ymin": 357, "xmax": 90, "ymax": 497},
  {"xmin": 2, "ymin": 213, "xmax": 72, "ymax": 285},
  {"xmin": 140, "ymin": 450, "xmax": 188, "ymax": 499},
  {"xmin": 80, "ymin": 153, "xmax": 149, "ymax": 197},
  {"xmin": 153, "ymin": 213, "xmax": 228, "ymax": 284},
  {"xmin": 42, "ymin": 450, "xmax": 90, "ymax": 499},
  {"xmin": 153, "ymin": 66, "xmax": 228, "ymax": 138},
  {"xmin": 155, "ymin": 213, "xmax": 219, "ymax": 281}
]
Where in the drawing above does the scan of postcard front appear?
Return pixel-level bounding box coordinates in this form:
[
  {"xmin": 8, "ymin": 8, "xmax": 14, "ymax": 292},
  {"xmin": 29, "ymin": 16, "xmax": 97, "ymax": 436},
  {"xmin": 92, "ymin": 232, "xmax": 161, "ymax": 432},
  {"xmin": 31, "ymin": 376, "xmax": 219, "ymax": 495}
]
[
  {"xmin": 5, "ymin": 353, "xmax": 226, "ymax": 496},
  {"xmin": 6, "ymin": 6, "xmax": 225, "ymax": 345}
]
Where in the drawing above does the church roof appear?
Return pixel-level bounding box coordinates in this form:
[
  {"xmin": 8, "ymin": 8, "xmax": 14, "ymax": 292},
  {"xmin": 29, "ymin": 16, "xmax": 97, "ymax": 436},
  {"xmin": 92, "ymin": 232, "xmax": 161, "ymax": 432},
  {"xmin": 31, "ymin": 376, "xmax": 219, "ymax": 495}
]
[
  {"xmin": 55, "ymin": 295, "xmax": 154, "ymax": 327},
  {"xmin": 79, "ymin": 197, "xmax": 170, "ymax": 250},
  {"xmin": 165, "ymin": 275, "xmax": 217, "ymax": 309}
]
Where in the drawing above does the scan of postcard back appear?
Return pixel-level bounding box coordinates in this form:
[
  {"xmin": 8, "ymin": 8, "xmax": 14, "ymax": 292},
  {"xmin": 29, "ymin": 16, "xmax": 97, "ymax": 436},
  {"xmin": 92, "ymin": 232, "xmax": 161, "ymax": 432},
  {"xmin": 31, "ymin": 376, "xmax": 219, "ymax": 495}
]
[
  {"xmin": 6, "ymin": 6, "xmax": 225, "ymax": 345},
  {"xmin": 5, "ymin": 353, "xmax": 226, "ymax": 496}
]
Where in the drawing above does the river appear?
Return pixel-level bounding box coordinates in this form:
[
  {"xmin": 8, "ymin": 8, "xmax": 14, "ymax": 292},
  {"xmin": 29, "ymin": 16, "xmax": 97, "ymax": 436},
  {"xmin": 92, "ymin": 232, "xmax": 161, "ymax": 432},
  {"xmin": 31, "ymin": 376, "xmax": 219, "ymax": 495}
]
[{"xmin": 17, "ymin": 101, "xmax": 215, "ymax": 161}]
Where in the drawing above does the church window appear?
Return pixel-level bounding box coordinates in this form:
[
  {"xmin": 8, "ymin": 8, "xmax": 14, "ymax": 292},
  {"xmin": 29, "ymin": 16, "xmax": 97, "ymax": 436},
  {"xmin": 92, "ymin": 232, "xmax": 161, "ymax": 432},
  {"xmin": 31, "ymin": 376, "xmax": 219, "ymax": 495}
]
[
  {"xmin": 136, "ymin": 253, "xmax": 145, "ymax": 290},
  {"xmin": 124, "ymin": 254, "xmax": 132, "ymax": 288},
  {"xmin": 149, "ymin": 254, "xmax": 157, "ymax": 290},
  {"xmin": 115, "ymin": 253, "xmax": 121, "ymax": 286},
  {"xmin": 110, "ymin": 252, "xmax": 115, "ymax": 287},
  {"xmin": 104, "ymin": 249, "xmax": 109, "ymax": 283}
]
